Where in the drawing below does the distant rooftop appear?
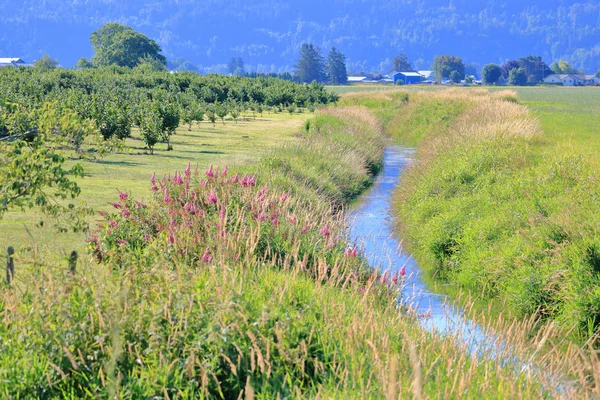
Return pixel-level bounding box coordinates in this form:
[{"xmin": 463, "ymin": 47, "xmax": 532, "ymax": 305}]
[{"xmin": 0, "ymin": 58, "xmax": 25, "ymax": 64}]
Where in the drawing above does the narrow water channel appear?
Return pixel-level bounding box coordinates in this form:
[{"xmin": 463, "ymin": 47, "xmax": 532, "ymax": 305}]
[
  {"xmin": 349, "ymin": 146, "xmax": 490, "ymax": 349},
  {"xmin": 349, "ymin": 147, "xmax": 579, "ymax": 395}
]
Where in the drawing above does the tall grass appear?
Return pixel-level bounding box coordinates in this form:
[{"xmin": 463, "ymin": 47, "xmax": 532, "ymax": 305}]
[
  {"xmin": 388, "ymin": 89, "xmax": 600, "ymax": 346},
  {"xmin": 3, "ymin": 99, "xmax": 596, "ymax": 398}
]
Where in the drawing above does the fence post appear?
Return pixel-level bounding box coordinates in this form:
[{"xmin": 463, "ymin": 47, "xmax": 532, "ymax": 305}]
[
  {"xmin": 69, "ymin": 250, "xmax": 78, "ymax": 275},
  {"xmin": 6, "ymin": 246, "xmax": 14, "ymax": 285}
]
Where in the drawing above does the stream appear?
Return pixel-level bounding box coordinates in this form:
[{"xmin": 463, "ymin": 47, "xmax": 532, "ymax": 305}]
[{"xmin": 348, "ymin": 146, "xmax": 572, "ymax": 395}]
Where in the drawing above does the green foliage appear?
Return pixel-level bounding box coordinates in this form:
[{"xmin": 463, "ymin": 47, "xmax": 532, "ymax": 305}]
[
  {"xmin": 326, "ymin": 47, "xmax": 348, "ymax": 85},
  {"xmin": 449, "ymin": 70, "xmax": 462, "ymax": 83},
  {"xmin": 33, "ymin": 53, "xmax": 59, "ymax": 71},
  {"xmin": 392, "ymin": 54, "xmax": 413, "ymax": 72},
  {"xmin": 0, "ymin": 135, "xmax": 91, "ymax": 232},
  {"xmin": 551, "ymin": 60, "xmax": 582, "ymax": 75},
  {"xmin": 90, "ymin": 22, "xmax": 167, "ymax": 68},
  {"xmin": 391, "ymin": 90, "xmax": 600, "ymax": 341},
  {"xmin": 482, "ymin": 63, "xmax": 502, "ymax": 85},
  {"xmin": 433, "ymin": 54, "xmax": 465, "ymax": 83},
  {"xmin": 139, "ymin": 109, "xmax": 162, "ymax": 154},
  {"xmin": 294, "ymin": 43, "xmax": 326, "ymax": 84},
  {"xmin": 508, "ymin": 67, "xmax": 528, "ymax": 86}
]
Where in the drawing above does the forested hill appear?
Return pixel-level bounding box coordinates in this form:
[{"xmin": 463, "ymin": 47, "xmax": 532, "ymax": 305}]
[{"xmin": 1, "ymin": 0, "xmax": 599, "ymax": 73}]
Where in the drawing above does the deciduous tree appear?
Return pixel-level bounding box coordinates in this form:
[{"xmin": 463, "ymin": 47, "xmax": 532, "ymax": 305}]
[
  {"xmin": 391, "ymin": 54, "xmax": 413, "ymax": 72},
  {"xmin": 433, "ymin": 55, "xmax": 465, "ymax": 83},
  {"xmin": 508, "ymin": 67, "xmax": 527, "ymax": 86},
  {"xmin": 34, "ymin": 53, "xmax": 58, "ymax": 70},
  {"xmin": 482, "ymin": 63, "xmax": 502, "ymax": 85},
  {"xmin": 91, "ymin": 23, "xmax": 166, "ymax": 68}
]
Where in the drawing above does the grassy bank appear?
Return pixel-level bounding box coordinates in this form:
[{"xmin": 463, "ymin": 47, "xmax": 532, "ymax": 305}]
[
  {"xmin": 348, "ymin": 88, "xmax": 600, "ymax": 343},
  {"xmin": 1, "ymin": 104, "xmax": 556, "ymax": 398}
]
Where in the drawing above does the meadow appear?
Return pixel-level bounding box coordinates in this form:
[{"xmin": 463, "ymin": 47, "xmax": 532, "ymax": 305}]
[
  {"xmin": 0, "ymin": 111, "xmax": 306, "ymax": 259},
  {"xmin": 3, "ymin": 78, "xmax": 600, "ymax": 397}
]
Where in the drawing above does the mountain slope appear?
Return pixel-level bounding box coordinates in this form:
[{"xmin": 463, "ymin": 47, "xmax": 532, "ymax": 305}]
[{"xmin": 1, "ymin": 0, "xmax": 599, "ymax": 73}]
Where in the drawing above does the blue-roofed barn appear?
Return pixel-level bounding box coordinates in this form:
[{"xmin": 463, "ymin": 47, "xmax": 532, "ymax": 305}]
[{"xmin": 386, "ymin": 71, "xmax": 422, "ymax": 85}]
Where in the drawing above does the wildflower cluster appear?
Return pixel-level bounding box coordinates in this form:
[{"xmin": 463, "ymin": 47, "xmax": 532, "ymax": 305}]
[{"xmin": 91, "ymin": 163, "xmax": 367, "ymax": 281}]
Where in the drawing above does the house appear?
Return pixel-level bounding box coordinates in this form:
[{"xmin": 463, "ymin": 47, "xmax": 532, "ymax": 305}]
[
  {"xmin": 386, "ymin": 71, "xmax": 422, "ymax": 85},
  {"xmin": 418, "ymin": 70, "xmax": 434, "ymax": 81},
  {"xmin": 0, "ymin": 58, "xmax": 26, "ymax": 68},
  {"xmin": 348, "ymin": 76, "xmax": 369, "ymax": 83},
  {"xmin": 543, "ymin": 74, "xmax": 600, "ymax": 86}
]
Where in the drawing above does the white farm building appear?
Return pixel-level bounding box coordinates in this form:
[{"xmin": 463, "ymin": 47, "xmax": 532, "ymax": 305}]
[{"xmin": 543, "ymin": 74, "xmax": 600, "ymax": 86}]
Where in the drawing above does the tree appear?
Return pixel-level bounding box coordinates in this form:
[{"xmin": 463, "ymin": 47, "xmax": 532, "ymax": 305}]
[
  {"xmin": 518, "ymin": 55, "xmax": 552, "ymax": 83},
  {"xmin": 432, "ymin": 55, "xmax": 465, "ymax": 83},
  {"xmin": 294, "ymin": 43, "xmax": 325, "ymax": 83},
  {"xmin": 326, "ymin": 47, "xmax": 348, "ymax": 85},
  {"xmin": 139, "ymin": 110, "xmax": 162, "ymax": 155},
  {"xmin": 34, "ymin": 53, "xmax": 58, "ymax": 70},
  {"xmin": 134, "ymin": 56, "xmax": 168, "ymax": 72},
  {"xmin": 391, "ymin": 54, "xmax": 413, "ymax": 72},
  {"xmin": 481, "ymin": 64, "xmax": 502, "ymax": 85},
  {"xmin": 90, "ymin": 23, "xmax": 166, "ymax": 68},
  {"xmin": 508, "ymin": 67, "xmax": 528, "ymax": 86},
  {"xmin": 501, "ymin": 60, "xmax": 521, "ymax": 79},
  {"xmin": 449, "ymin": 70, "xmax": 462, "ymax": 83},
  {"xmin": 551, "ymin": 60, "xmax": 582, "ymax": 75},
  {"xmin": 596, "ymin": 69, "xmax": 600, "ymax": 78},
  {"xmin": 75, "ymin": 58, "xmax": 93, "ymax": 70},
  {"xmin": 228, "ymin": 57, "xmax": 245, "ymax": 76}
]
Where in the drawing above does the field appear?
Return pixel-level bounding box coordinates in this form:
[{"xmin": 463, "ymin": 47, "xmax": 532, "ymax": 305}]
[
  {"xmin": 0, "ymin": 112, "xmax": 307, "ymax": 260},
  {"xmin": 3, "ymin": 78, "xmax": 600, "ymax": 397},
  {"xmin": 335, "ymin": 85, "xmax": 600, "ymax": 341}
]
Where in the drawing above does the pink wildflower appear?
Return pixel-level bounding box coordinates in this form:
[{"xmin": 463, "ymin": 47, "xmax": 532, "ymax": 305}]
[
  {"xmin": 272, "ymin": 217, "xmax": 280, "ymax": 226},
  {"xmin": 289, "ymin": 215, "xmax": 297, "ymax": 224},
  {"xmin": 240, "ymin": 174, "xmax": 249, "ymax": 187},
  {"xmin": 231, "ymin": 172, "xmax": 239, "ymax": 184},
  {"xmin": 302, "ymin": 225, "xmax": 308, "ymax": 234},
  {"xmin": 202, "ymin": 247, "xmax": 212, "ymax": 263},
  {"xmin": 199, "ymin": 180, "xmax": 208, "ymax": 187},
  {"xmin": 109, "ymin": 219, "xmax": 118, "ymax": 228},
  {"xmin": 122, "ymin": 209, "xmax": 131, "ymax": 218},
  {"xmin": 151, "ymin": 184, "xmax": 159, "ymax": 192},
  {"xmin": 118, "ymin": 190, "xmax": 128, "ymax": 201},
  {"xmin": 184, "ymin": 162, "xmax": 191, "ymax": 176},
  {"xmin": 248, "ymin": 173, "xmax": 257, "ymax": 187},
  {"xmin": 163, "ymin": 188, "xmax": 172, "ymax": 203},
  {"xmin": 168, "ymin": 234, "xmax": 175, "ymax": 244},
  {"xmin": 320, "ymin": 224, "xmax": 331, "ymax": 237},
  {"xmin": 116, "ymin": 239, "xmax": 128, "ymax": 246},
  {"xmin": 399, "ymin": 264, "xmax": 406, "ymax": 277},
  {"xmin": 221, "ymin": 166, "xmax": 228, "ymax": 177},
  {"xmin": 206, "ymin": 164, "xmax": 215, "ymax": 178},
  {"xmin": 150, "ymin": 172, "xmax": 156, "ymax": 185},
  {"xmin": 109, "ymin": 202, "xmax": 121, "ymax": 209},
  {"xmin": 173, "ymin": 172, "xmax": 184, "ymax": 185},
  {"xmin": 279, "ymin": 192, "xmax": 290, "ymax": 202},
  {"xmin": 255, "ymin": 212, "xmax": 267, "ymax": 221},
  {"xmin": 207, "ymin": 191, "xmax": 218, "ymax": 204}
]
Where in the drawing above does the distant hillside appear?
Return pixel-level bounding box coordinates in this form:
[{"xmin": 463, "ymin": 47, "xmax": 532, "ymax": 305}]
[{"xmin": 1, "ymin": 0, "xmax": 599, "ymax": 73}]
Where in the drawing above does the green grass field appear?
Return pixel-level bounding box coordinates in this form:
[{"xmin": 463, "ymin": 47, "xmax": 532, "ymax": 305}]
[{"xmin": 0, "ymin": 112, "xmax": 310, "ymax": 261}]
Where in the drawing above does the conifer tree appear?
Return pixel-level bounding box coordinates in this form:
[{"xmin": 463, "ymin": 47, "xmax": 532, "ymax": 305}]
[{"xmin": 327, "ymin": 47, "xmax": 348, "ymax": 85}]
